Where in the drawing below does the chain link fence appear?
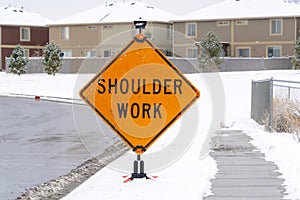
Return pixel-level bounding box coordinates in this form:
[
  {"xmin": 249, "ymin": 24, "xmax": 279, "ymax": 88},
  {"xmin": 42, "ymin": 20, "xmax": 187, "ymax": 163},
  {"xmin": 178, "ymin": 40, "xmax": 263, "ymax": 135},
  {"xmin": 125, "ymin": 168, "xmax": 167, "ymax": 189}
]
[
  {"xmin": 251, "ymin": 78, "xmax": 300, "ymax": 136},
  {"xmin": 273, "ymin": 79, "xmax": 300, "ymax": 102}
]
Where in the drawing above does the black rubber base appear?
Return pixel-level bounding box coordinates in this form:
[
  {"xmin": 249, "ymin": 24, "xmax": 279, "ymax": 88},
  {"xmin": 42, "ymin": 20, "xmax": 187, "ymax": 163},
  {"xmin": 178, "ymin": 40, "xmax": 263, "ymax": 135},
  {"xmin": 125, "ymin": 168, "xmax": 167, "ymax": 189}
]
[{"xmin": 131, "ymin": 173, "xmax": 148, "ymax": 180}]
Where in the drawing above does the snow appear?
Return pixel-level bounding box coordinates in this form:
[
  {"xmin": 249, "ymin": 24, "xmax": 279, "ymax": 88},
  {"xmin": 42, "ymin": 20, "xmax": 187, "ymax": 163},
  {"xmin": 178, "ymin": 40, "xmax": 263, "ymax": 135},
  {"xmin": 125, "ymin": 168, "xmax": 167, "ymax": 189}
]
[
  {"xmin": 0, "ymin": 73, "xmax": 79, "ymax": 102},
  {"xmin": 49, "ymin": 1, "xmax": 178, "ymax": 25},
  {"xmin": 1, "ymin": 69, "xmax": 300, "ymax": 199},
  {"xmin": 233, "ymin": 119, "xmax": 300, "ymax": 199},
  {"xmin": 0, "ymin": 6, "xmax": 51, "ymax": 26},
  {"xmin": 178, "ymin": 0, "xmax": 300, "ymax": 21}
]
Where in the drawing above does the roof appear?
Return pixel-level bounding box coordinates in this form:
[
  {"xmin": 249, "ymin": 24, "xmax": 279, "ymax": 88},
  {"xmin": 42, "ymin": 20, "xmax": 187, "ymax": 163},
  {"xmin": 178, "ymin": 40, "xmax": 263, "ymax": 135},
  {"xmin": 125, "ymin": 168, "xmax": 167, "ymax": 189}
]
[
  {"xmin": 50, "ymin": 1, "xmax": 178, "ymax": 26},
  {"xmin": 0, "ymin": 6, "xmax": 51, "ymax": 26},
  {"xmin": 177, "ymin": 0, "xmax": 300, "ymax": 21}
]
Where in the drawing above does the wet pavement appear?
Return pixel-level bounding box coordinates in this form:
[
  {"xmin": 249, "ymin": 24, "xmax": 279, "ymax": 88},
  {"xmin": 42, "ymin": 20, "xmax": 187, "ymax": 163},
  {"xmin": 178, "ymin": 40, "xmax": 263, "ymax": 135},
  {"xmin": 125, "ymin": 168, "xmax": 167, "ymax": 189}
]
[{"xmin": 0, "ymin": 97, "xmax": 117, "ymax": 200}]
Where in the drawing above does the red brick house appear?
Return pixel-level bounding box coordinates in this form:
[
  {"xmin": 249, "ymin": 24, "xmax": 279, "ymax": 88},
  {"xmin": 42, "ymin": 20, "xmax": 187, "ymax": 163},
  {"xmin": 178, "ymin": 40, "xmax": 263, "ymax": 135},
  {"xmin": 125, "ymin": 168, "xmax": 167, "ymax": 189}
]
[{"xmin": 0, "ymin": 6, "xmax": 50, "ymax": 71}]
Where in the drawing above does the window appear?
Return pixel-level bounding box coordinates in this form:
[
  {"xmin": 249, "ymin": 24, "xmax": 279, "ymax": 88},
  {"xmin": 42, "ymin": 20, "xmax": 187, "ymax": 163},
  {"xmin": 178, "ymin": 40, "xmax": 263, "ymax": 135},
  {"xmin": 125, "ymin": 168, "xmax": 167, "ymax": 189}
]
[
  {"xmin": 61, "ymin": 27, "xmax": 70, "ymax": 40},
  {"xmin": 186, "ymin": 23, "xmax": 196, "ymax": 37},
  {"xmin": 167, "ymin": 24, "xmax": 173, "ymax": 40},
  {"xmin": 24, "ymin": 49, "xmax": 29, "ymax": 57},
  {"xmin": 236, "ymin": 47, "xmax": 250, "ymax": 57},
  {"xmin": 62, "ymin": 50, "xmax": 72, "ymax": 57},
  {"xmin": 217, "ymin": 21, "xmax": 230, "ymax": 26},
  {"xmin": 187, "ymin": 48, "xmax": 198, "ymax": 58},
  {"xmin": 104, "ymin": 50, "xmax": 115, "ymax": 57},
  {"xmin": 236, "ymin": 20, "xmax": 248, "ymax": 26},
  {"xmin": 87, "ymin": 25, "xmax": 97, "ymax": 30},
  {"xmin": 267, "ymin": 46, "xmax": 281, "ymax": 57},
  {"xmin": 165, "ymin": 50, "xmax": 173, "ymax": 57},
  {"xmin": 103, "ymin": 25, "xmax": 113, "ymax": 29},
  {"xmin": 270, "ymin": 19, "xmax": 282, "ymax": 35},
  {"xmin": 20, "ymin": 27, "xmax": 30, "ymax": 41},
  {"xmin": 86, "ymin": 50, "xmax": 96, "ymax": 57}
]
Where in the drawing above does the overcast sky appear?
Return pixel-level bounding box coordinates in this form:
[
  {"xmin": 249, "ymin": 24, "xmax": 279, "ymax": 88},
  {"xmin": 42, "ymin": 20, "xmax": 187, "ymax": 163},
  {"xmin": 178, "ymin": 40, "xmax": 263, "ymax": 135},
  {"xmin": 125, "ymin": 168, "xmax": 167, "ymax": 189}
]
[{"xmin": 0, "ymin": 0, "xmax": 223, "ymax": 20}]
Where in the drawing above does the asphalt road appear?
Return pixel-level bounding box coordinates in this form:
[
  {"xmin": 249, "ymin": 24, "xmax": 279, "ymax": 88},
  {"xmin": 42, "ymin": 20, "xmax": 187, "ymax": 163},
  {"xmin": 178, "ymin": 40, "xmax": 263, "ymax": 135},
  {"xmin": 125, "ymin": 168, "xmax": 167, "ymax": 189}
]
[{"xmin": 0, "ymin": 97, "xmax": 117, "ymax": 200}]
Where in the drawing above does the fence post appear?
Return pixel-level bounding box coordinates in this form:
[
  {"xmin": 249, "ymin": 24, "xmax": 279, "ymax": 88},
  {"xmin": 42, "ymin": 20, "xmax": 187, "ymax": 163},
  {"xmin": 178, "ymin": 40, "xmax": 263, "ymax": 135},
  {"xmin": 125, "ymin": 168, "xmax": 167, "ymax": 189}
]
[{"xmin": 269, "ymin": 78, "xmax": 273, "ymax": 132}]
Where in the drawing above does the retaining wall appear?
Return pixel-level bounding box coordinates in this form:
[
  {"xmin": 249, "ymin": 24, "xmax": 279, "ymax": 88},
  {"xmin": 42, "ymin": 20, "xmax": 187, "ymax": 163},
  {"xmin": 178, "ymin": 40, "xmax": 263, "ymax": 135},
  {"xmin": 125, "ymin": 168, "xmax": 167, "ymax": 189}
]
[{"xmin": 5, "ymin": 57, "xmax": 293, "ymax": 74}]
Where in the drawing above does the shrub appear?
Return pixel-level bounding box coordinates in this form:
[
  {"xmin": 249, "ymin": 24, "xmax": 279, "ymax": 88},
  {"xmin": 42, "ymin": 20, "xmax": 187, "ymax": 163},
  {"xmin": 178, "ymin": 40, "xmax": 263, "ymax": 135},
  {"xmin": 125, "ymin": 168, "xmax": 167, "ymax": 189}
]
[
  {"xmin": 8, "ymin": 44, "xmax": 28, "ymax": 75},
  {"xmin": 198, "ymin": 31, "xmax": 224, "ymax": 72},
  {"xmin": 271, "ymin": 98, "xmax": 300, "ymax": 140},
  {"xmin": 291, "ymin": 37, "xmax": 300, "ymax": 70},
  {"xmin": 42, "ymin": 42, "xmax": 62, "ymax": 75}
]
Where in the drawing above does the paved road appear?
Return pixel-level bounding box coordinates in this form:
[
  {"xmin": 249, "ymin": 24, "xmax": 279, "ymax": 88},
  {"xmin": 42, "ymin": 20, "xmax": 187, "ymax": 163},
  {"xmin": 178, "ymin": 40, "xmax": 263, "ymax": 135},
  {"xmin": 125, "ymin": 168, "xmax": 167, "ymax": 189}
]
[
  {"xmin": 0, "ymin": 97, "xmax": 117, "ymax": 200},
  {"xmin": 205, "ymin": 130, "xmax": 285, "ymax": 200}
]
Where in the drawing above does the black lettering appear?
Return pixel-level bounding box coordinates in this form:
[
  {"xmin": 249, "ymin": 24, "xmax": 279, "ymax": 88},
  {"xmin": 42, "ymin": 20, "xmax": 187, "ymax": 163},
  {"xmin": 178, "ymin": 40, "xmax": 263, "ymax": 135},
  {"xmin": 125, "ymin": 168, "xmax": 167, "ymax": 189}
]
[
  {"xmin": 164, "ymin": 79, "xmax": 172, "ymax": 94},
  {"xmin": 117, "ymin": 103, "xmax": 128, "ymax": 118},
  {"xmin": 120, "ymin": 79, "xmax": 129, "ymax": 94},
  {"xmin": 142, "ymin": 103, "xmax": 151, "ymax": 118},
  {"xmin": 132, "ymin": 79, "xmax": 141, "ymax": 94},
  {"xmin": 153, "ymin": 103, "xmax": 162, "ymax": 118},
  {"xmin": 174, "ymin": 79, "xmax": 182, "ymax": 94},
  {"xmin": 131, "ymin": 103, "xmax": 140, "ymax": 119},
  {"xmin": 153, "ymin": 79, "xmax": 161, "ymax": 94},
  {"xmin": 97, "ymin": 79, "xmax": 106, "ymax": 94},
  {"xmin": 108, "ymin": 78, "xmax": 117, "ymax": 94},
  {"xmin": 143, "ymin": 79, "xmax": 151, "ymax": 94}
]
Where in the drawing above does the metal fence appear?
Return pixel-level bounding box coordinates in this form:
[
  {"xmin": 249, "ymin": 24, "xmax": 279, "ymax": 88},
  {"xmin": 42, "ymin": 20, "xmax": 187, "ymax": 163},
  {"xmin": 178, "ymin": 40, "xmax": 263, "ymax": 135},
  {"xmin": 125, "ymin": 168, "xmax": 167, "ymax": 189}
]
[
  {"xmin": 273, "ymin": 79, "xmax": 300, "ymax": 102},
  {"xmin": 251, "ymin": 78, "xmax": 300, "ymax": 132},
  {"xmin": 251, "ymin": 78, "xmax": 273, "ymax": 129}
]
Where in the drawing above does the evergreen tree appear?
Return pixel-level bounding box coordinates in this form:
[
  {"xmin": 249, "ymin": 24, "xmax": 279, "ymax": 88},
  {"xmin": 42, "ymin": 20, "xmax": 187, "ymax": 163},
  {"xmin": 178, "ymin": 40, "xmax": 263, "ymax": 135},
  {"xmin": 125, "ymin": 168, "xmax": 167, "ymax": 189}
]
[
  {"xmin": 198, "ymin": 31, "xmax": 224, "ymax": 72},
  {"xmin": 291, "ymin": 37, "xmax": 300, "ymax": 70},
  {"xmin": 42, "ymin": 41, "xmax": 62, "ymax": 75},
  {"xmin": 8, "ymin": 44, "xmax": 28, "ymax": 75}
]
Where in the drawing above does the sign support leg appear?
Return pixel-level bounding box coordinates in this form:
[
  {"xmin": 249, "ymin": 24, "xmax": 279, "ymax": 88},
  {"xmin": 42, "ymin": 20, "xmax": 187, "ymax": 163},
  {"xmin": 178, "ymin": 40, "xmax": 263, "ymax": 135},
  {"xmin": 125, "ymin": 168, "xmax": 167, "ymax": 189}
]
[{"xmin": 131, "ymin": 154, "xmax": 148, "ymax": 180}]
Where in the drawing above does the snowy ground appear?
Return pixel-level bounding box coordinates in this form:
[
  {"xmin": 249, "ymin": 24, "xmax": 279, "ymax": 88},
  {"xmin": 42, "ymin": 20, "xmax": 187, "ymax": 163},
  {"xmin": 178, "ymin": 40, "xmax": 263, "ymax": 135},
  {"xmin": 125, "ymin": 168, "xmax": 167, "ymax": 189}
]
[{"xmin": 0, "ymin": 70, "xmax": 299, "ymax": 199}]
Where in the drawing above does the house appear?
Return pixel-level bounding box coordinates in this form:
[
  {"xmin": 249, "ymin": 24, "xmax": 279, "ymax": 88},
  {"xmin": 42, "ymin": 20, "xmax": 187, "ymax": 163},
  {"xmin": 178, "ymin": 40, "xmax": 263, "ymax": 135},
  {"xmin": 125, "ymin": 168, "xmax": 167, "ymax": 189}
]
[
  {"xmin": 48, "ymin": 1, "xmax": 177, "ymax": 58},
  {"xmin": 173, "ymin": 0, "xmax": 300, "ymax": 58},
  {"xmin": 0, "ymin": 6, "xmax": 50, "ymax": 71}
]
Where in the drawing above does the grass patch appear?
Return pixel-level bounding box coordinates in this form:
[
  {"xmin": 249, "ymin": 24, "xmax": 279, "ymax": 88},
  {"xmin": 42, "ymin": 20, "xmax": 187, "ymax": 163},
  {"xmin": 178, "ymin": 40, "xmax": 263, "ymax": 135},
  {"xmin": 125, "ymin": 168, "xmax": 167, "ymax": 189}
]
[
  {"xmin": 269, "ymin": 98, "xmax": 300, "ymax": 142},
  {"xmin": 263, "ymin": 98, "xmax": 300, "ymax": 142}
]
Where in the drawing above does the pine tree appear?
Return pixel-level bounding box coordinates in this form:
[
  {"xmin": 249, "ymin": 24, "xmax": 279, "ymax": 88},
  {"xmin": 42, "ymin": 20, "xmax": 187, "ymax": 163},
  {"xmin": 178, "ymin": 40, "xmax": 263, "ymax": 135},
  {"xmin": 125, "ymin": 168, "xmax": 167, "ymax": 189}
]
[
  {"xmin": 291, "ymin": 37, "xmax": 300, "ymax": 70},
  {"xmin": 42, "ymin": 41, "xmax": 62, "ymax": 75},
  {"xmin": 8, "ymin": 44, "xmax": 28, "ymax": 75},
  {"xmin": 198, "ymin": 31, "xmax": 224, "ymax": 72}
]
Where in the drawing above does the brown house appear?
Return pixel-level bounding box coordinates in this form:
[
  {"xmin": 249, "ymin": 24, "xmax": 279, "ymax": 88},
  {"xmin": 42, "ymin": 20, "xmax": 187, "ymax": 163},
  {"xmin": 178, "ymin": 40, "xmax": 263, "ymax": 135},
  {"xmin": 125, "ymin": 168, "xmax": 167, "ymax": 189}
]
[
  {"xmin": 0, "ymin": 6, "xmax": 50, "ymax": 71},
  {"xmin": 173, "ymin": 0, "xmax": 300, "ymax": 58}
]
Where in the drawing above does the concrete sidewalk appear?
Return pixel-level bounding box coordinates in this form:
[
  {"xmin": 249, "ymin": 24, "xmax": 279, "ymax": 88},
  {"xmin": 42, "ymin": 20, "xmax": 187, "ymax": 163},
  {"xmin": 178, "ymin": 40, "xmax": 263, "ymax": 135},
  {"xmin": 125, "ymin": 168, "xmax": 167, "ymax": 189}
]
[{"xmin": 205, "ymin": 130, "xmax": 286, "ymax": 200}]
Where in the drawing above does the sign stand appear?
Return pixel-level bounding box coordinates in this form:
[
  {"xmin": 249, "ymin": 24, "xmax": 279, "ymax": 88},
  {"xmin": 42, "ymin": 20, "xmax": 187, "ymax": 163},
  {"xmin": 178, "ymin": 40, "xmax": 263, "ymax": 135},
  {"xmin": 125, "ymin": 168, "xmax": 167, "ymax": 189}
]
[
  {"xmin": 131, "ymin": 154, "xmax": 147, "ymax": 179},
  {"xmin": 123, "ymin": 154, "xmax": 158, "ymax": 183}
]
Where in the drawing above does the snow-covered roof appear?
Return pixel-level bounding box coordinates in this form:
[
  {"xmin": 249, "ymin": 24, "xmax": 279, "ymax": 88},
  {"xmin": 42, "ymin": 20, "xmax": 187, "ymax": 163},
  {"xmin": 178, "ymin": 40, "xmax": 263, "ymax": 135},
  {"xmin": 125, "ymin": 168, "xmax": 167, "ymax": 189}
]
[
  {"xmin": 50, "ymin": 1, "xmax": 178, "ymax": 26},
  {"xmin": 0, "ymin": 6, "xmax": 51, "ymax": 26},
  {"xmin": 177, "ymin": 0, "xmax": 300, "ymax": 21}
]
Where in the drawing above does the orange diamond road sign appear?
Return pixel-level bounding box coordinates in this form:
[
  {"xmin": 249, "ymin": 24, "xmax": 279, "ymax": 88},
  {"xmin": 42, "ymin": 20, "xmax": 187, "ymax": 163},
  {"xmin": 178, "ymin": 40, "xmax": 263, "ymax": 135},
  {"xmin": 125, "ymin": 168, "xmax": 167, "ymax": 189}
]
[{"xmin": 80, "ymin": 34, "xmax": 200, "ymax": 154}]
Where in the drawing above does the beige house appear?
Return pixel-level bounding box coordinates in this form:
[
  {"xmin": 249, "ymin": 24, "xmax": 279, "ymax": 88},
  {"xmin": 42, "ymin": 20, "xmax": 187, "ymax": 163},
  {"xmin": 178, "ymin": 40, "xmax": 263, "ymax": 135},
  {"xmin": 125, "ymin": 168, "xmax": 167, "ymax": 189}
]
[
  {"xmin": 48, "ymin": 2, "xmax": 177, "ymax": 58},
  {"xmin": 173, "ymin": 0, "xmax": 300, "ymax": 58}
]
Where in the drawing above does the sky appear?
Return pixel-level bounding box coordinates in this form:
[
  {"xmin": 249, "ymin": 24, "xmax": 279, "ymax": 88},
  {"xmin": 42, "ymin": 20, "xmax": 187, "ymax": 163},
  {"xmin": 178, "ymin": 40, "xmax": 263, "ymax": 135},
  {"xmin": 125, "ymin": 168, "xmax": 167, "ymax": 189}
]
[{"xmin": 0, "ymin": 0, "xmax": 224, "ymax": 20}]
